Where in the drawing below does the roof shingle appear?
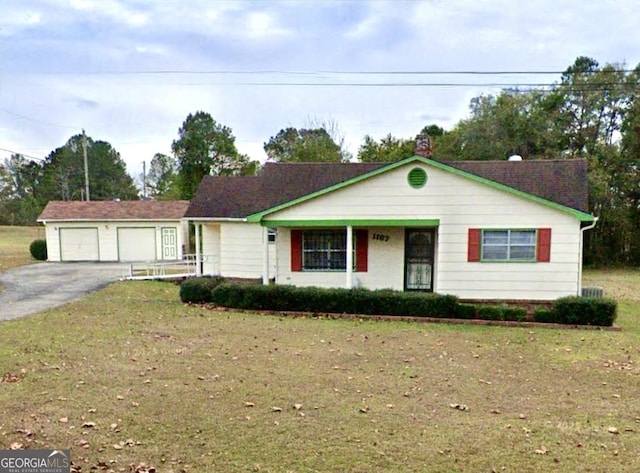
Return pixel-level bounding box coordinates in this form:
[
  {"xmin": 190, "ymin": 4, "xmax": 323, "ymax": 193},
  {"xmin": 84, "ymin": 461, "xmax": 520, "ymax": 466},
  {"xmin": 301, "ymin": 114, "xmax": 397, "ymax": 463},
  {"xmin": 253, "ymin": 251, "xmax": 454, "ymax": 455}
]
[
  {"xmin": 185, "ymin": 158, "xmax": 590, "ymax": 219},
  {"xmin": 37, "ymin": 200, "xmax": 190, "ymax": 221}
]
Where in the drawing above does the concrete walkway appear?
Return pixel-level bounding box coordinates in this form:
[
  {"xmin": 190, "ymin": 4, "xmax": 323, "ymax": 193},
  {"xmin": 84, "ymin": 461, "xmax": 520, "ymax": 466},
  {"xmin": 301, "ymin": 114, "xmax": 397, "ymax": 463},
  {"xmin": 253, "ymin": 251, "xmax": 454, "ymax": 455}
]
[{"xmin": 0, "ymin": 262, "xmax": 128, "ymax": 322}]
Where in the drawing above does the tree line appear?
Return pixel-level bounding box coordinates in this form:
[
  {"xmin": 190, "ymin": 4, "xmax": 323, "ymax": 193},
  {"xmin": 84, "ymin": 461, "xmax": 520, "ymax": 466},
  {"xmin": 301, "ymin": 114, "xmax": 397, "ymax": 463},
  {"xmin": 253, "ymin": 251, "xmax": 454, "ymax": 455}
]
[{"xmin": 1, "ymin": 56, "xmax": 638, "ymax": 265}]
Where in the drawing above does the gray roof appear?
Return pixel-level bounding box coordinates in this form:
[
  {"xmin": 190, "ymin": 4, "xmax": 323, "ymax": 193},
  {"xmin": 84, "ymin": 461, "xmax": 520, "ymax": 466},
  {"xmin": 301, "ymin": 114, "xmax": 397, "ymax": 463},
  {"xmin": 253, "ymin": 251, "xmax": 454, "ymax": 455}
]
[{"xmin": 185, "ymin": 158, "xmax": 590, "ymax": 219}]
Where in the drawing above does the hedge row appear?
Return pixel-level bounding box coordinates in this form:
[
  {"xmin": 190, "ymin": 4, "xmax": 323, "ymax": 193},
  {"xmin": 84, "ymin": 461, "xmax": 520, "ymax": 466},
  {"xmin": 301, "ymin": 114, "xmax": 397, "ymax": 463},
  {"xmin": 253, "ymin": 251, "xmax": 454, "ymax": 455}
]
[
  {"xmin": 533, "ymin": 296, "xmax": 617, "ymax": 326},
  {"xmin": 210, "ymin": 284, "xmax": 460, "ymax": 318},
  {"xmin": 179, "ymin": 276, "xmax": 227, "ymax": 303},
  {"xmin": 179, "ymin": 279, "xmax": 617, "ymax": 326}
]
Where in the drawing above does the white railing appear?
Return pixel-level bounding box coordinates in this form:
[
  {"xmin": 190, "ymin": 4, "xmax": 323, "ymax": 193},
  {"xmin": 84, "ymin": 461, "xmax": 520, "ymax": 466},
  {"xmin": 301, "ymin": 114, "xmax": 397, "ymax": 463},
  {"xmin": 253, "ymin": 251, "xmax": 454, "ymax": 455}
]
[{"xmin": 123, "ymin": 254, "xmax": 217, "ymax": 280}]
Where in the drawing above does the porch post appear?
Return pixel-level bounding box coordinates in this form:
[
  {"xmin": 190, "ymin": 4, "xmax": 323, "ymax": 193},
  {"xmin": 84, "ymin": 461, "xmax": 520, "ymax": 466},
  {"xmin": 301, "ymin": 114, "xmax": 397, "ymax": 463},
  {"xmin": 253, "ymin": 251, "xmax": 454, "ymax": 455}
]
[
  {"xmin": 346, "ymin": 225, "xmax": 353, "ymax": 289},
  {"xmin": 195, "ymin": 223, "xmax": 202, "ymax": 276},
  {"xmin": 262, "ymin": 226, "xmax": 270, "ymax": 285}
]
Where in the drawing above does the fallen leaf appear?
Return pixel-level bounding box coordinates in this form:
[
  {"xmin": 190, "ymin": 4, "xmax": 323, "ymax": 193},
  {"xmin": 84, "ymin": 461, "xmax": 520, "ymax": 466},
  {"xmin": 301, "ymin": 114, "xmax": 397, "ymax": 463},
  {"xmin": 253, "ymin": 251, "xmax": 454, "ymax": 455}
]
[
  {"xmin": 9, "ymin": 442, "xmax": 23, "ymax": 450},
  {"xmin": 130, "ymin": 461, "xmax": 156, "ymax": 473},
  {"xmin": 293, "ymin": 403, "xmax": 303, "ymax": 410},
  {"xmin": 608, "ymin": 427, "xmax": 619, "ymax": 434},
  {"xmin": 272, "ymin": 406, "xmax": 282, "ymax": 412},
  {"xmin": 59, "ymin": 417, "xmax": 69, "ymax": 423},
  {"xmin": 449, "ymin": 403, "xmax": 469, "ymax": 412},
  {"xmin": 75, "ymin": 439, "xmax": 89, "ymax": 448},
  {"xmin": 244, "ymin": 402, "xmax": 255, "ymax": 408},
  {"xmin": 2, "ymin": 373, "xmax": 22, "ymax": 383}
]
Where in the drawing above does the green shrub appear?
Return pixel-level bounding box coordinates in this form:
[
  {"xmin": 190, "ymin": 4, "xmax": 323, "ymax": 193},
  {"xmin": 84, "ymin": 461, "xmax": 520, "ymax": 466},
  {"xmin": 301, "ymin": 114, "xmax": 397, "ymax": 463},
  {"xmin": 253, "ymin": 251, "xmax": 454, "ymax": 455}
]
[
  {"xmin": 29, "ymin": 239, "xmax": 47, "ymax": 261},
  {"xmin": 186, "ymin": 281, "xmax": 618, "ymax": 327},
  {"xmin": 532, "ymin": 298, "xmax": 617, "ymax": 326},
  {"xmin": 533, "ymin": 307, "xmax": 555, "ymax": 323},
  {"xmin": 502, "ymin": 306, "xmax": 527, "ymax": 322},
  {"xmin": 211, "ymin": 283, "xmax": 460, "ymax": 318},
  {"xmin": 179, "ymin": 276, "xmax": 227, "ymax": 303},
  {"xmin": 455, "ymin": 304, "xmax": 477, "ymax": 319},
  {"xmin": 476, "ymin": 305, "xmax": 504, "ymax": 321},
  {"xmin": 475, "ymin": 304, "xmax": 527, "ymax": 322},
  {"xmin": 552, "ymin": 296, "xmax": 617, "ymax": 326}
]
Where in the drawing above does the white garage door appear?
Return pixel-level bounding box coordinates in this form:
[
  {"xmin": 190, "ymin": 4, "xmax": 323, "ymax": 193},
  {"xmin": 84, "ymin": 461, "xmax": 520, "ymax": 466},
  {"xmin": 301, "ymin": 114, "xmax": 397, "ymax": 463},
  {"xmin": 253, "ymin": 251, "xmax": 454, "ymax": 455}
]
[
  {"xmin": 60, "ymin": 228, "xmax": 99, "ymax": 261},
  {"xmin": 117, "ymin": 227, "xmax": 156, "ymax": 261}
]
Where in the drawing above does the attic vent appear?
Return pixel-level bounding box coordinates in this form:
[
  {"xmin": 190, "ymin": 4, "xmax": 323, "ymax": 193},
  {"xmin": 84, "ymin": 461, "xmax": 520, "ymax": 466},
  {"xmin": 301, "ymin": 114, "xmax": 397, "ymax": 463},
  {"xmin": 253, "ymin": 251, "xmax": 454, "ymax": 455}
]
[{"xmin": 407, "ymin": 167, "xmax": 427, "ymax": 189}]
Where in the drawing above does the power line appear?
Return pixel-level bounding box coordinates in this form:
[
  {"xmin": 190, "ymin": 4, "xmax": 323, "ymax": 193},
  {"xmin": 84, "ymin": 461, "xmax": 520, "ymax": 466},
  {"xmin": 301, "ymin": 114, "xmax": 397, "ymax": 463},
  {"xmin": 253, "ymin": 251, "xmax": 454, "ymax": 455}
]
[
  {"xmin": 183, "ymin": 81, "xmax": 637, "ymax": 89},
  {"xmin": 0, "ymin": 108, "xmax": 80, "ymax": 130},
  {"xmin": 9, "ymin": 69, "xmax": 638, "ymax": 76},
  {"xmin": 0, "ymin": 147, "xmax": 45, "ymax": 161}
]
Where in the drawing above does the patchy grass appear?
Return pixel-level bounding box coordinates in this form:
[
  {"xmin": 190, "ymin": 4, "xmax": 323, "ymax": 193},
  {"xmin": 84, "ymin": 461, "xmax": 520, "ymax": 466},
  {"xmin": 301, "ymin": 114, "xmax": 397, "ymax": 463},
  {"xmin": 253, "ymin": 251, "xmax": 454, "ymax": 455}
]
[
  {"xmin": 1, "ymin": 280, "xmax": 639, "ymax": 472},
  {"xmin": 583, "ymin": 267, "xmax": 640, "ymax": 302},
  {"xmin": 0, "ymin": 225, "xmax": 44, "ymax": 272}
]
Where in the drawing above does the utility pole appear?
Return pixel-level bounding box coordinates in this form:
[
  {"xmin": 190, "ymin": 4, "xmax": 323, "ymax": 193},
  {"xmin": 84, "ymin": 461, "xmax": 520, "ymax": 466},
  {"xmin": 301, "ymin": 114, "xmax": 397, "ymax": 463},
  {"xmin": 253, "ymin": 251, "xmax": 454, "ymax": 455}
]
[{"xmin": 82, "ymin": 129, "xmax": 90, "ymax": 201}]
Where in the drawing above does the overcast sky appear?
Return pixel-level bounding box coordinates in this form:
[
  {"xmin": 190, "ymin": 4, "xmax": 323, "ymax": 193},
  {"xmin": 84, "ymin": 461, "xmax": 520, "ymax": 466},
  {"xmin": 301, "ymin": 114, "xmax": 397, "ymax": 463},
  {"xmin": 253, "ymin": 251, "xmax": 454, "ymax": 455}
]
[{"xmin": 1, "ymin": 0, "xmax": 639, "ymax": 179}]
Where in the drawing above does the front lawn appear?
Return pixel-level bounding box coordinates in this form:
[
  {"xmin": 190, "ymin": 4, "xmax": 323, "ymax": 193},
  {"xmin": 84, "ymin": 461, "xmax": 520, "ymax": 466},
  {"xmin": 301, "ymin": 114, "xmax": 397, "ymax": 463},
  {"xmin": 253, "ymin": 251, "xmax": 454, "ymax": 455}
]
[{"xmin": 1, "ymin": 276, "xmax": 639, "ymax": 472}]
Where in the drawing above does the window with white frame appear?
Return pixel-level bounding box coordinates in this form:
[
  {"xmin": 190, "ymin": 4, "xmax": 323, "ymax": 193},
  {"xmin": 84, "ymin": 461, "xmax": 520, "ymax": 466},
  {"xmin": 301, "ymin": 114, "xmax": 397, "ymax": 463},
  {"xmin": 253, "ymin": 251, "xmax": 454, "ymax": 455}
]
[
  {"xmin": 302, "ymin": 230, "xmax": 350, "ymax": 271},
  {"xmin": 481, "ymin": 229, "xmax": 536, "ymax": 261}
]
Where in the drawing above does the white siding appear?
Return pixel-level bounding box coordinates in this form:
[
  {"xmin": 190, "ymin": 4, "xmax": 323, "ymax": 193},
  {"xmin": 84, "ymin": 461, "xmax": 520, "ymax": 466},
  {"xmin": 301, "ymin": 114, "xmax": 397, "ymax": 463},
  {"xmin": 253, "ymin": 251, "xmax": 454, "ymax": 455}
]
[
  {"xmin": 219, "ymin": 222, "xmax": 265, "ymax": 279},
  {"xmin": 268, "ymin": 163, "xmax": 584, "ymax": 300},
  {"xmin": 45, "ymin": 224, "xmax": 61, "ymax": 261},
  {"xmin": 201, "ymin": 224, "xmax": 221, "ymax": 275}
]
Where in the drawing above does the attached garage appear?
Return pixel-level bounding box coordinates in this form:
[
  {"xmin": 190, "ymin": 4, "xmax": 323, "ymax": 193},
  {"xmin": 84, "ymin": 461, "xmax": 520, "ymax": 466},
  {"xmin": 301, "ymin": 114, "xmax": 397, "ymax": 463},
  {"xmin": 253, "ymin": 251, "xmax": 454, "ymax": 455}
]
[
  {"xmin": 117, "ymin": 227, "xmax": 156, "ymax": 261},
  {"xmin": 37, "ymin": 200, "xmax": 190, "ymax": 262},
  {"xmin": 59, "ymin": 227, "xmax": 99, "ymax": 261}
]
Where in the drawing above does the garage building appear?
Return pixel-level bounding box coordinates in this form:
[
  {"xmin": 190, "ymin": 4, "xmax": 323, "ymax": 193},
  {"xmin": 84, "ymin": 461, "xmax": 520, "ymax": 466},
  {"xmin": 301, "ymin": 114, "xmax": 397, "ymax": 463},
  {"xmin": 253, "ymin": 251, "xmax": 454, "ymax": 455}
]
[{"xmin": 37, "ymin": 200, "xmax": 190, "ymax": 262}]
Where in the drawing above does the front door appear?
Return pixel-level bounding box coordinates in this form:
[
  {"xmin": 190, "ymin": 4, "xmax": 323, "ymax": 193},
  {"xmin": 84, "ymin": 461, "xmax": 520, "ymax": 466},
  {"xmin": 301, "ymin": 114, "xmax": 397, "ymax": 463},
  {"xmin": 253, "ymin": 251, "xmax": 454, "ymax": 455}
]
[
  {"xmin": 404, "ymin": 229, "xmax": 435, "ymax": 291},
  {"xmin": 161, "ymin": 227, "xmax": 178, "ymax": 260}
]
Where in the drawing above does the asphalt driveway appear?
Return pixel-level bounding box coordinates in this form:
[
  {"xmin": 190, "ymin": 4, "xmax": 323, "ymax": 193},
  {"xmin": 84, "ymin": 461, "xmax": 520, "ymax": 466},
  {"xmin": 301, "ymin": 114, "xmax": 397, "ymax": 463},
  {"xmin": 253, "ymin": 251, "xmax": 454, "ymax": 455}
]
[{"xmin": 0, "ymin": 262, "xmax": 128, "ymax": 322}]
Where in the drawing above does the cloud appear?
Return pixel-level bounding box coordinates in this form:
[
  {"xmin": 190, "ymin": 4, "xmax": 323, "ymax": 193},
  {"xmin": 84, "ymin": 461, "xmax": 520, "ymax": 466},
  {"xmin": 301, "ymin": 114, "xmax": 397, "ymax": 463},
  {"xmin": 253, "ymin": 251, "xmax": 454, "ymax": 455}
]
[
  {"xmin": 68, "ymin": 0, "xmax": 148, "ymax": 27},
  {"xmin": 1, "ymin": 0, "xmax": 640, "ymax": 178}
]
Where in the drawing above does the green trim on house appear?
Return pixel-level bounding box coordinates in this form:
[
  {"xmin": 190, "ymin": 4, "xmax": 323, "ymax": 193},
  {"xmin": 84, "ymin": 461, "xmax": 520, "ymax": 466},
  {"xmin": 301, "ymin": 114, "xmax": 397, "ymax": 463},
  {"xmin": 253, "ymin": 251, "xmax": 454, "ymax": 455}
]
[
  {"xmin": 260, "ymin": 219, "xmax": 440, "ymax": 228},
  {"xmin": 246, "ymin": 155, "xmax": 595, "ymax": 223}
]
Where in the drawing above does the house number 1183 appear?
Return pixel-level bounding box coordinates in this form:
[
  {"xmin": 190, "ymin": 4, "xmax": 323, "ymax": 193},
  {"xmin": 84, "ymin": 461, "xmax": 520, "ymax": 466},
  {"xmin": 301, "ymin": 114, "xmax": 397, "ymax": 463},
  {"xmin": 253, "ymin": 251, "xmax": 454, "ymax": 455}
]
[{"xmin": 372, "ymin": 233, "xmax": 389, "ymax": 242}]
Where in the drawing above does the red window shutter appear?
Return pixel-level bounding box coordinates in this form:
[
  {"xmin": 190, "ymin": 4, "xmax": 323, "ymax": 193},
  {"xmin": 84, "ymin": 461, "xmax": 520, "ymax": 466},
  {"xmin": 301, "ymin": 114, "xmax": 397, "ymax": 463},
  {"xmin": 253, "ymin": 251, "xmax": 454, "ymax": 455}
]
[
  {"xmin": 291, "ymin": 230, "xmax": 302, "ymax": 271},
  {"xmin": 468, "ymin": 228, "xmax": 481, "ymax": 262},
  {"xmin": 355, "ymin": 229, "xmax": 368, "ymax": 272},
  {"xmin": 537, "ymin": 228, "xmax": 552, "ymax": 262}
]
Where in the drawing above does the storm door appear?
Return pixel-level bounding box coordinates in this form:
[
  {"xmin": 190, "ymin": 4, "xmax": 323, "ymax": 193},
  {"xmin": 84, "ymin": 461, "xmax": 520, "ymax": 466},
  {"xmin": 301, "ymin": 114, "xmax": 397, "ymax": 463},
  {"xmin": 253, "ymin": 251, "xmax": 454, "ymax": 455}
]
[{"xmin": 404, "ymin": 229, "xmax": 435, "ymax": 291}]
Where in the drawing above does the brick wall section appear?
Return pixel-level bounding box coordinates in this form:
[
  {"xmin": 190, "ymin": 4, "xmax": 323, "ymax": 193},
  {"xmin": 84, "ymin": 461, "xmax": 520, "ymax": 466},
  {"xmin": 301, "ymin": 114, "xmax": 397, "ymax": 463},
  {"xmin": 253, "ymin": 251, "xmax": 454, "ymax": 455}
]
[{"xmin": 460, "ymin": 299, "xmax": 554, "ymax": 321}]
